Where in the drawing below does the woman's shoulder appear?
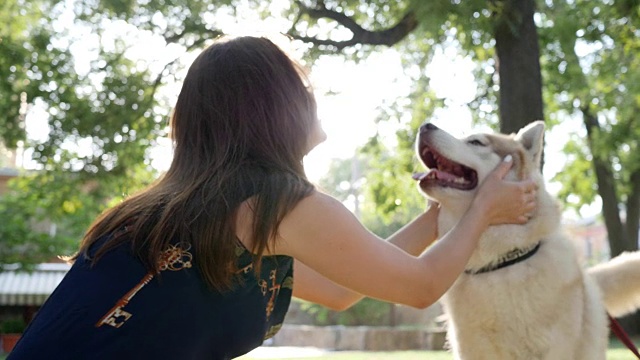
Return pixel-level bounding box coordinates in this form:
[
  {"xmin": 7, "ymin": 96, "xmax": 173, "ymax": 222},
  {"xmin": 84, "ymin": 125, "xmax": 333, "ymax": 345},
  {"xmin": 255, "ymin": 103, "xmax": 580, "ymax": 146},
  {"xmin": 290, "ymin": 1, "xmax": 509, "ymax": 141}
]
[
  {"xmin": 274, "ymin": 190, "xmax": 361, "ymax": 251},
  {"xmin": 236, "ymin": 190, "xmax": 355, "ymax": 256},
  {"xmin": 239, "ymin": 190, "xmax": 344, "ymax": 227},
  {"xmin": 295, "ymin": 189, "xmax": 344, "ymax": 210},
  {"xmin": 282, "ymin": 190, "xmax": 354, "ymax": 226}
]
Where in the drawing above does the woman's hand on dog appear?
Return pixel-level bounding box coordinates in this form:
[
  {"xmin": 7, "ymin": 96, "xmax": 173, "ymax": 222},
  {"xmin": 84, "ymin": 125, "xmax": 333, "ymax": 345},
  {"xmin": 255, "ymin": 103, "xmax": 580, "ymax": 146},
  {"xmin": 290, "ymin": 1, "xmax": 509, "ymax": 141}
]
[{"xmin": 471, "ymin": 155, "xmax": 538, "ymax": 226}]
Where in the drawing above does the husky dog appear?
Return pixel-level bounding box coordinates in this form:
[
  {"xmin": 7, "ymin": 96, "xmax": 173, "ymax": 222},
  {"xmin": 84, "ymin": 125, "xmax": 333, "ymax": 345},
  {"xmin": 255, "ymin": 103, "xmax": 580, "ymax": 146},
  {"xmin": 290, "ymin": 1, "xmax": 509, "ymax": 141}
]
[{"xmin": 413, "ymin": 121, "xmax": 640, "ymax": 360}]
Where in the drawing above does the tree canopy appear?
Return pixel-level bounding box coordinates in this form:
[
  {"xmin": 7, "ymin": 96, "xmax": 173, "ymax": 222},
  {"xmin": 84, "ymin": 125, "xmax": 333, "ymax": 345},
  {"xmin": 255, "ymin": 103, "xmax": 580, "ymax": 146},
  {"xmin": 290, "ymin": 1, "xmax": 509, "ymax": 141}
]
[
  {"xmin": 1, "ymin": 0, "xmax": 639, "ymax": 267},
  {"xmin": 283, "ymin": 0, "xmax": 639, "ymax": 257}
]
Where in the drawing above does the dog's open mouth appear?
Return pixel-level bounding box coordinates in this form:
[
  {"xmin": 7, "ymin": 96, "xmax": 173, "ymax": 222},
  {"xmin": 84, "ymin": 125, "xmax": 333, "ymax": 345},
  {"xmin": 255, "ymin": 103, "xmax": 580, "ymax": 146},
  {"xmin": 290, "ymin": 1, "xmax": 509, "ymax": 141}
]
[{"xmin": 413, "ymin": 144, "xmax": 478, "ymax": 190}]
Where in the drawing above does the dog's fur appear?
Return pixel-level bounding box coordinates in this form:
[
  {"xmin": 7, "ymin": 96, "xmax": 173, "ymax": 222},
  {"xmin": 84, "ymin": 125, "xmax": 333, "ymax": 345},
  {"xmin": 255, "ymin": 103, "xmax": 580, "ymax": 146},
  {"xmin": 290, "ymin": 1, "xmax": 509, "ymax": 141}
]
[{"xmin": 414, "ymin": 121, "xmax": 640, "ymax": 360}]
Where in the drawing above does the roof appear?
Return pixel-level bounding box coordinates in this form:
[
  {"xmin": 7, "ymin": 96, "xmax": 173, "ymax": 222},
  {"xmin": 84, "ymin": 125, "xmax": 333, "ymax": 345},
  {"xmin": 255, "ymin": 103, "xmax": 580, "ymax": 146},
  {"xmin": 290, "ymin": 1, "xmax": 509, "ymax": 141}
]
[
  {"xmin": 0, "ymin": 167, "xmax": 19, "ymax": 177},
  {"xmin": 0, "ymin": 263, "xmax": 71, "ymax": 306}
]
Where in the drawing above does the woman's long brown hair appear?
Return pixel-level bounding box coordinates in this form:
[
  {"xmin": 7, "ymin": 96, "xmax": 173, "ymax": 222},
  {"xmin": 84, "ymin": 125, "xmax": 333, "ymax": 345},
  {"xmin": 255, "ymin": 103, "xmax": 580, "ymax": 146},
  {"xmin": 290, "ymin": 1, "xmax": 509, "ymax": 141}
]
[{"xmin": 73, "ymin": 36, "xmax": 316, "ymax": 291}]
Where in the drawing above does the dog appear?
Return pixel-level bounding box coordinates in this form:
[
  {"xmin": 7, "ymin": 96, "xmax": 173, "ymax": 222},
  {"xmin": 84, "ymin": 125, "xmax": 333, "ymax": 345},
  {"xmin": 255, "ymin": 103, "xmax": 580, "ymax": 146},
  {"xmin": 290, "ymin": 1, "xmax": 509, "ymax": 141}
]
[{"xmin": 413, "ymin": 120, "xmax": 640, "ymax": 359}]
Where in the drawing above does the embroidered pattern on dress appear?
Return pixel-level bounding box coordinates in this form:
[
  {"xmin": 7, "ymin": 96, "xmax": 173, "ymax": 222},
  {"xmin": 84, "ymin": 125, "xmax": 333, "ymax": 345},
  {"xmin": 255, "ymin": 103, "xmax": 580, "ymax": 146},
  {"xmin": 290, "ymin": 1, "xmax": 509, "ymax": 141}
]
[
  {"xmin": 264, "ymin": 269, "xmax": 281, "ymax": 319},
  {"xmin": 263, "ymin": 272, "xmax": 292, "ymax": 339},
  {"xmin": 237, "ymin": 263, "xmax": 253, "ymax": 274},
  {"xmin": 96, "ymin": 243, "xmax": 193, "ymax": 328},
  {"xmin": 236, "ymin": 243, "xmax": 291, "ymax": 338}
]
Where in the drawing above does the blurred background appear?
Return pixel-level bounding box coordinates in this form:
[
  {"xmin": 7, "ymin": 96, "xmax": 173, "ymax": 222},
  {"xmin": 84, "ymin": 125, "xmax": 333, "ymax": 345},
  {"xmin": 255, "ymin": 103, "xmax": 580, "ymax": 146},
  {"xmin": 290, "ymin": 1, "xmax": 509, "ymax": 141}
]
[{"xmin": 1, "ymin": 0, "xmax": 639, "ymax": 355}]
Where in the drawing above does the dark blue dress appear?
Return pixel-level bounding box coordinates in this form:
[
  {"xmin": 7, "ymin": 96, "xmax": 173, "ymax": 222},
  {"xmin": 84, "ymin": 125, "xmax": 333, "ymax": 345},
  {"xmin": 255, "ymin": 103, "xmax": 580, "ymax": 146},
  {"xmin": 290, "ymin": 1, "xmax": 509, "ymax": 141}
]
[{"xmin": 9, "ymin": 238, "xmax": 294, "ymax": 360}]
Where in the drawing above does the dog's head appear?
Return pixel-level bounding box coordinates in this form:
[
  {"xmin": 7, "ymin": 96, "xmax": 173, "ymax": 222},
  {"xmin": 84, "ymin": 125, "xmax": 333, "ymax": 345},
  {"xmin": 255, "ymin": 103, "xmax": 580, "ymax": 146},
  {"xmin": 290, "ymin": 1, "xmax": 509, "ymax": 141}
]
[
  {"xmin": 414, "ymin": 121, "xmax": 559, "ymax": 265},
  {"xmin": 414, "ymin": 121, "xmax": 545, "ymax": 210}
]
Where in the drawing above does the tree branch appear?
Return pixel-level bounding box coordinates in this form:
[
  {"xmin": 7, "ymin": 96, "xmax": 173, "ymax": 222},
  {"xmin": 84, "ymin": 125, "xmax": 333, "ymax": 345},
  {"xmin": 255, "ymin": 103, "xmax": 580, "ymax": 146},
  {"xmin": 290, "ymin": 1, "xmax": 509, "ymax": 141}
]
[
  {"xmin": 288, "ymin": 1, "xmax": 418, "ymax": 51},
  {"xmin": 467, "ymin": 71, "xmax": 495, "ymax": 106},
  {"xmin": 164, "ymin": 27, "xmax": 223, "ymax": 47}
]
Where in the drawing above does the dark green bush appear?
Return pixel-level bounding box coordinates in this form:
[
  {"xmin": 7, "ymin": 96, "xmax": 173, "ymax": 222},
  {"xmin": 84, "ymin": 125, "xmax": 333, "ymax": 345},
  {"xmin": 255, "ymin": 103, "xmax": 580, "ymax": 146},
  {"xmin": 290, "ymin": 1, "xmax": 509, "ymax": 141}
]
[{"xmin": 0, "ymin": 318, "xmax": 26, "ymax": 334}]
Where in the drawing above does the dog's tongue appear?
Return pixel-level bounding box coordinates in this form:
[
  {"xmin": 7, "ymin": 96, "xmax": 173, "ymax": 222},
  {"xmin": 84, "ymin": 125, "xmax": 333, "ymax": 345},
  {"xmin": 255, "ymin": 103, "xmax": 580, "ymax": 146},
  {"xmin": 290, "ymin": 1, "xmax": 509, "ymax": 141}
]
[{"xmin": 412, "ymin": 172, "xmax": 428, "ymax": 181}]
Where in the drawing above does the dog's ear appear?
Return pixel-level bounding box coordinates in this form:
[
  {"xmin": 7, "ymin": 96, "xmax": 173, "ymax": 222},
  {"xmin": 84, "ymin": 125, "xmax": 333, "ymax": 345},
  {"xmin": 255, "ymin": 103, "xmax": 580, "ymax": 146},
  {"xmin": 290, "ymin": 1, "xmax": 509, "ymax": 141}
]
[{"xmin": 514, "ymin": 120, "xmax": 545, "ymax": 168}]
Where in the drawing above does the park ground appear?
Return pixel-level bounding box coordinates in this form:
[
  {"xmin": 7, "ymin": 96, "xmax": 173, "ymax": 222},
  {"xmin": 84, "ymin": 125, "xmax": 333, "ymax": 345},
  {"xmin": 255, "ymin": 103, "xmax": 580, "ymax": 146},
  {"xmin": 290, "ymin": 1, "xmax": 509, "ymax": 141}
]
[
  {"xmin": 0, "ymin": 337, "xmax": 637, "ymax": 359},
  {"xmin": 238, "ymin": 336, "xmax": 640, "ymax": 360}
]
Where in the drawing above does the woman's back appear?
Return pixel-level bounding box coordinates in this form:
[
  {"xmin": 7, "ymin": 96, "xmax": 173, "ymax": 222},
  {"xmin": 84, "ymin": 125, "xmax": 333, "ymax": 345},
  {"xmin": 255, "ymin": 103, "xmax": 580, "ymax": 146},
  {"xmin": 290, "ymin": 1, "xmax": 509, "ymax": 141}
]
[{"xmin": 9, "ymin": 235, "xmax": 293, "ymax": 360}]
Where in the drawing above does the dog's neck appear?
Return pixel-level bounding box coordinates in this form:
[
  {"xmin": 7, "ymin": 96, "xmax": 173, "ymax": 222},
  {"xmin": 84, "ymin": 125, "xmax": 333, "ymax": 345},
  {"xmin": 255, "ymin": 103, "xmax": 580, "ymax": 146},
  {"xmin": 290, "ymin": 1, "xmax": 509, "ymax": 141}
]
[{"xmin": 464, "ymin": 242, "xmax": 542, "ymax": 275}]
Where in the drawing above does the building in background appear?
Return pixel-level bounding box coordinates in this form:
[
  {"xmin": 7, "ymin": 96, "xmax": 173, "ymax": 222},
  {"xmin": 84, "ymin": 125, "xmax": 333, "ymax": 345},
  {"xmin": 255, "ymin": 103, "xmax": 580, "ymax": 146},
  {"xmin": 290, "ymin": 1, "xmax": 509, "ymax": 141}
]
[
  {"xmin": 563, "ymin": 217, "xmax": 610, "ymax": 266},
  {"xmin": 0, "ymin": 142, "xmax": 19, "ymax": 194}
]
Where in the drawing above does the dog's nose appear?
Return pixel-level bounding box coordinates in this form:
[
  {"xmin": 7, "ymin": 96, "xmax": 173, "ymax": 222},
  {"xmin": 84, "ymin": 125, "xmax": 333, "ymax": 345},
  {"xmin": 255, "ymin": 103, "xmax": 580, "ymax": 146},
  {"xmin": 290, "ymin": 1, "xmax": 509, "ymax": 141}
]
[{"xmin": 420, "ymin": 123, "xmax": 438, "ymax": 133}]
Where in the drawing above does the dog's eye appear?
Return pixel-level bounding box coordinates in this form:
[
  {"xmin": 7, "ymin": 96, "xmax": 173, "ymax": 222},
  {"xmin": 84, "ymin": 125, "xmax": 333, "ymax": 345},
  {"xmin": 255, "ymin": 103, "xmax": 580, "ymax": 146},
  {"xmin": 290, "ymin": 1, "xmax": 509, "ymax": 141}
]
[{"xmin": 467, "ymin": 139, "xmax": 485, "ymax": 146}]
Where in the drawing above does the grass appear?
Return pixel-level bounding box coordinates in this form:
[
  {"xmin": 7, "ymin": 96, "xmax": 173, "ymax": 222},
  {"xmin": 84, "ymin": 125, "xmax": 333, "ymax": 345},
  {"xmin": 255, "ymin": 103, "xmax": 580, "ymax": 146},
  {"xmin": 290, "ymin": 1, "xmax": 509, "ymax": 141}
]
[
  {"xmin": 239, "ymin": 350, "xmax": 452, "ymax": 360},
  {"xmin": 607, "ymin": 336, "xmax": 640, "ymax": 360},
  {"xmin": 239, "ymin": 337, "xmax": 640, "ymax": 360},
  {"xmin": 0, "ymin": 337, "xmax": 636, "ymax": 359}
]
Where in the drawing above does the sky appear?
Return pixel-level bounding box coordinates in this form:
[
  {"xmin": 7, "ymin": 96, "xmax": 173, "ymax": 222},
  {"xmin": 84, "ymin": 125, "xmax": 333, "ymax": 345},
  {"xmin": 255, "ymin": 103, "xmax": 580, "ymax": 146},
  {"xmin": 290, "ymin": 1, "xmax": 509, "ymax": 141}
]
[{"xmin": 18, "ymin": 2, "xmax": 600, "ymax": 219}]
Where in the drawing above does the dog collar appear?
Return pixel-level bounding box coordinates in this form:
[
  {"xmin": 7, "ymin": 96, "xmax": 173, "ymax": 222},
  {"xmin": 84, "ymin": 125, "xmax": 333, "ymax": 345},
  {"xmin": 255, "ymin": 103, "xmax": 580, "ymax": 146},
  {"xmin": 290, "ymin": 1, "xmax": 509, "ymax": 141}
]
[{"xmin": 464, "ymin": 242, "xmax": 541, "ymax": 275}]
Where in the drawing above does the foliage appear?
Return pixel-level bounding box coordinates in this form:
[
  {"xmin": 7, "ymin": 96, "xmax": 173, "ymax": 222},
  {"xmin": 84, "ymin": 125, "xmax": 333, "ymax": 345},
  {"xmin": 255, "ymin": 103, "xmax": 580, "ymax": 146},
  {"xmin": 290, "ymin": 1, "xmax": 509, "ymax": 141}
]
[
  {"xmin": 539, "ymin": 0, "xmax": 640, "ymax": 254},
  {"xmin": 298, "ymin": 298, "xmax": 394, "ymax": 326},
  {"xmin": 316, "ymin": 150, "xmax": 427, "ymax": 236},
  {"xmin": 0, "ymin": 0, "xmax": 64, "ymax": 147},
  {"xmin": 280, "ymin": 0, "xmax": 541, "ymax": 223},
  {"xmin": 0, "ymin": 164, "xmax": 155, "ymax": 267},
  {"xmin": 311, "ymin": 149, "xmax": 425, "ymax": 326},
  {"xmin": 0, "ymin": 0, "xmax": 229, "ymax": 262},
  {"xmin": 317, "ymin": 156, "xmax": 364, "ymax": 204},
  {"xmin": 0, "ymin": 318, "xmax": 26, "ymax": 334},
  {"xmin": 280, "ymin": 0, "xmax": 640, "ymax": 256},
  {"xmin": 0, "ymin": 188, "xmax": 61, "ymax": 267},
  {"xmin": 2, "ymin": 0, "xmax": 639, "ymax": 263}
]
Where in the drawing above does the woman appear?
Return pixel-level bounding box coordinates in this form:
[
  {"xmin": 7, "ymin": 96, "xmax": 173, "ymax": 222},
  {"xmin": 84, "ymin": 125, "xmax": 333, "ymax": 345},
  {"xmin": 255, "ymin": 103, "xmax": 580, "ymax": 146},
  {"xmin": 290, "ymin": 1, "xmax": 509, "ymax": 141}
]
[{"xmin": 9, "ymin": 36, "xmax": 536, "ymax": 359}]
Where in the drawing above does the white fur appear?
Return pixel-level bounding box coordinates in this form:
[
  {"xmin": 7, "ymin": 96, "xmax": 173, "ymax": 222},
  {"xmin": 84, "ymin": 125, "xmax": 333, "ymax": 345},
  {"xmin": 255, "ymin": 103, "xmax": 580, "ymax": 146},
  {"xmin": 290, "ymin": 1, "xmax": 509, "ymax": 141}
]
[{"xmin": 417, "ymin": 121, "xmax": 640, "ymax": 360}]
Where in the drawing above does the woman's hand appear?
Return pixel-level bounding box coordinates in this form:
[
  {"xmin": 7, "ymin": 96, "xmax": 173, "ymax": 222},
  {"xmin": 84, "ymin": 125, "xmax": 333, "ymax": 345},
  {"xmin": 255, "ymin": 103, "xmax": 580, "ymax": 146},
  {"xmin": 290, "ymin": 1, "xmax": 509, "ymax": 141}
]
[{"xmin": 470, "ymin": 155, "xmax": 538, "ymax": 226}]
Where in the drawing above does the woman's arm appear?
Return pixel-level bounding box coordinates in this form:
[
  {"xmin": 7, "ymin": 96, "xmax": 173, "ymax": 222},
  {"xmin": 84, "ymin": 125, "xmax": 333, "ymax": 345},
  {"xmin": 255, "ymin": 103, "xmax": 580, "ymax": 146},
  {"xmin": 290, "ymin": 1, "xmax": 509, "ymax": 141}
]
[
  {"xmin": 263, "ymin": 157, "xmax": 535, "ymax": 309},
  {"xmin": 291, "ymin": 202, "xmax": 440, "ymax": 310},
  {"xmin": 279, "ymin": 191, "xmax": 489, "ymax": 309}
]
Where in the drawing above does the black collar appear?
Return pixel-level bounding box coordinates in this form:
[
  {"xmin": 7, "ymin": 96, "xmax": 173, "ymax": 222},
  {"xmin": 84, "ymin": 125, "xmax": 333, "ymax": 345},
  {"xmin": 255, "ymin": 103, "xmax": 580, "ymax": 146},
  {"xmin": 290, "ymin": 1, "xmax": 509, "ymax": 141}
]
[{"xmin": 464, "ymin": 242, "xmax": 541, "ymax": 275}]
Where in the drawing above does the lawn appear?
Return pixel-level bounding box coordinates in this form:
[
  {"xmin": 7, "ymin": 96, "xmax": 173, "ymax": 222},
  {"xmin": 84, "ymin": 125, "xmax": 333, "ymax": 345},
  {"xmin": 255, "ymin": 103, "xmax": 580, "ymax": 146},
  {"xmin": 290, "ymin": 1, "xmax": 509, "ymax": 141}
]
[
  {"xmin": 608, "ymin": 336, "xmax": 640, "ymax": 360},
  {"xmin": 0, "ymin": 337, "xmax": 637, "ymax": 359},
  {"xmin": 239, "ymin": 337, "xmax": 640, "ymax": 360}
]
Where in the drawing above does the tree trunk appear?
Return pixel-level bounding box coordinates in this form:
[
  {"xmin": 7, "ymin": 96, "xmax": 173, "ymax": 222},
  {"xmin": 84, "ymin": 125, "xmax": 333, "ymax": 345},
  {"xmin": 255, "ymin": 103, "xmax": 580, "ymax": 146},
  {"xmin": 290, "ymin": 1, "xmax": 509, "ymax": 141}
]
[
  {"xmin": 494, "ymin": 0, "xmax": 544, "ymax": 135},
  {"xmin": 583, "ymin": 107, "xmax": 640, "ymax": 334},
  {"xmin": 625, "ymin": 169, "xmax": 640, "ymax": 251},
  {"xmin": 582, "ymin": 108, "xmax": 631, "ymax": 256},
  {"xmin": 620, "ymin": 168, "xmax": 640, "ymax": 335}
]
